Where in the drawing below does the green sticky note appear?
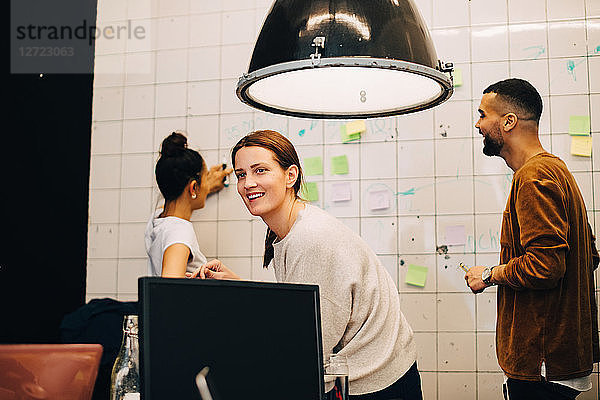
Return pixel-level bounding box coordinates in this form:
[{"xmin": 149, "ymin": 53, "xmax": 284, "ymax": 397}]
[
  {"xmin": 302, "ymin": 182, "xmax": 319, "ymax": 202},
  {"xmin": 569, "ymin": 115, "xmax": 591, "ymax": 136},
  {"xmin": 331, "ymin": 155, "xmax": 349, "ymax": 175},
  {"xmin": 405, "ymin": 264, "xmax": 428, "ymax": 287},
  {"xmin": 304, "ymin": 156, "xmax": 323, "ymax": 176},
  {"xmin": 340, "ymin": 125, "xmax": 361, "ymax": 143},
  {"xmin": 453, "ymin": 68, "xmax": 463, "ymax": 87}
]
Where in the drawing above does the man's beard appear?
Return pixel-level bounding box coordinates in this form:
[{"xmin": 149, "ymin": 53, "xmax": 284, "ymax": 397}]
[{"xmin": 482, "ymin": 126, "xmax": 503, "ymax": 157}]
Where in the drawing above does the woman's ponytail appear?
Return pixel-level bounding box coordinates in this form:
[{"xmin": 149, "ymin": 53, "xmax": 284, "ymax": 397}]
[{"xmin": 263, "ymin": 228, "xmax": 278, "ymax": 268}]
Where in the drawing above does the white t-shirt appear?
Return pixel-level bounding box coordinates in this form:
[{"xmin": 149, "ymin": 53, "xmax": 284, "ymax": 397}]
[
  {"xmin": 144, "ymin": 209, "xmax": 207, "ymax": 277},
  {"xmin": 502, "ymin": 363, "xmax": 592, "ymax": 392}
]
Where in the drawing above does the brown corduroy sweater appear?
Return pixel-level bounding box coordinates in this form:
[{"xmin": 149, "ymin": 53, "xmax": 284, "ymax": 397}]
[{"xmin": 494, "ymin": 152, "xmax": 599, "ymax": 381}]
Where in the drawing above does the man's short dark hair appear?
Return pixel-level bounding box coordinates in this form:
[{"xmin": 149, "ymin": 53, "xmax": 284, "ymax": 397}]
[{"xmin": 483, "ymin": 78, "xmax": 543, "ymax": 124}]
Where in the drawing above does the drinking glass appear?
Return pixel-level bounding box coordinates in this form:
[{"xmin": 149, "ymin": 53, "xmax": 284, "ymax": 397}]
[{"xmin": 324, "ymin": 353, "xmax": 348, "ymax": 400}]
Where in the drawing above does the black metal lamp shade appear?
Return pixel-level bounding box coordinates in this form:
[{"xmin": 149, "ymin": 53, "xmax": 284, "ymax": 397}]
[{"xmin": 236, "ymin": 0, "xmax": 454, "ymax": 119}]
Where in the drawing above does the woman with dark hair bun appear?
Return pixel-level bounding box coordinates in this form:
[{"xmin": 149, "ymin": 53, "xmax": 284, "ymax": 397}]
[
  {"xmin": 191, "ymin": 130, "xmax": 422, "ymax": 399},
  {"xmin": 144, "ymin": 131, "xmax": 233, "ymax": 278}
]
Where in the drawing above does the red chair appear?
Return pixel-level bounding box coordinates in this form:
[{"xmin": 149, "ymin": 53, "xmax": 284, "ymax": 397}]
[{"xmin": 0, "ymin": 343, "xmax": 102, "ymax": 400}]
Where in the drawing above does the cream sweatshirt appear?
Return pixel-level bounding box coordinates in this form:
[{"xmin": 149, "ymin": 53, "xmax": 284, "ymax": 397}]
[{"xmin": 272, "ymin": 205, "xmax": 417, "ymax": 395}]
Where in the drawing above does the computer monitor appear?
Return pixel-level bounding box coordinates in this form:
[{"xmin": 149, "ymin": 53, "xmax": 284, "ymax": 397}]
[{"xmin": 138, "ymin": 277, "xmax": 325, "ymax": 400}]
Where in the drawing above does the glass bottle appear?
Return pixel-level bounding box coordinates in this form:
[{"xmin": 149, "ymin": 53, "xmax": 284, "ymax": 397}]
[{"xmin": 110, "ymin": 315, "xmax": 140, "ymax": 400}]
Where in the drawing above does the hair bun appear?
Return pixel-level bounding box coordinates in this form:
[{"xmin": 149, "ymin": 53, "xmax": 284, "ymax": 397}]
[{"xmin": 160, "ymin": 131, "xmax": 188, "ymax": 157}]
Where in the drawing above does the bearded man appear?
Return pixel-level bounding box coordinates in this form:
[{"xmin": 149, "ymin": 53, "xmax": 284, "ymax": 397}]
[{"xmin": 464, "ymin": 78, "xmax": 599, "ymax": 400}]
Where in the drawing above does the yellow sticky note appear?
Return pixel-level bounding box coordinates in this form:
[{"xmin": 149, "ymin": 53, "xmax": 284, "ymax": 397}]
[
  {"xmin": 405, "ymin": 264, "xmax": 428, "ymax": 287},
  {"xmin": 569, "ymin": 115, "xmax": 591, "ymax": 136},
  {"xmin": 345, "ymin": 120, "xmax": 367, "ymax": 135},
  {"xmin": 570, "ymin": 135, "xmax": 592, "ymax": 157},
  {"xmin": 453, "ymin": 68, "xmax": 463, "ymax": 87},
  {"xmin": 302, "ymin": 182, "xmax": 319, "ymax": 202}
]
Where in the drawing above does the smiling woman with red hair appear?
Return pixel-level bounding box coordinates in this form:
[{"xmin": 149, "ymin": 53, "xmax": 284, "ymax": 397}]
[{"xmin": 192, "ymin": 130, "xmax": 422, "ymax": 400}]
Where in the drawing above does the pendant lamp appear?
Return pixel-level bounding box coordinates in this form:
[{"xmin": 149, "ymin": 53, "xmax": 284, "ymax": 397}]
[{"xmin": 236, "ymin": 0, "xmax": 454, "ymax": 119}]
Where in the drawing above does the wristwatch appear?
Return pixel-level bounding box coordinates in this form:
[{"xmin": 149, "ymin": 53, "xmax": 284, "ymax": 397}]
[{"xmin": 482, "ymin": 266, "xmax": 496, "ymax": 286}]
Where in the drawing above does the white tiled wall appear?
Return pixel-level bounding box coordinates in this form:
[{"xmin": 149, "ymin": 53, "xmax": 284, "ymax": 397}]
[{"xmin": 88, "ymin": 0, "xmax": 600, "ymax": 398}]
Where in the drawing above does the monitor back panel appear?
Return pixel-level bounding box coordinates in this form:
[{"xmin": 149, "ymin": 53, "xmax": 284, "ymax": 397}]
[{"xmin": 139, "ymin": 277, "xmax": 324, "ymax": 400}]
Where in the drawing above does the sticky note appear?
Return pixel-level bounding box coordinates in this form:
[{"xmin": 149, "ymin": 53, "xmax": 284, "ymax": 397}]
[
  {"xmin": 405, "ymin": 264, "xmax": 428, "ymax": 287},
  {"xmin": 304, "ymin": 156, "xmax": 323, "ymax": 176},
  {"xmin": 302, "ymin": 182, "xmax": 319, "ymax": 202},
  {"xmin": 340, "ymin": 125, "xmax": 361, "ymax": 143},
  {"xmin": 345, "ymin": 120, "xmax": 366, "ymax": 135},
  {"xmin": 331, "ymin": 182, "xmax": 352, "ymax": 202},
  {"xmin": 331, "ymin": 155, "xmax": 349, "ymax": 175},
  {"xmin": 445, "ymin": 225, "xmax": 466, "ymax": 246},
  {"xmin": 569, "ymin": 116, "xmax": 591, "ymax": 136},
  {"xmin": 368, "ymin": 189, "xmax": 391, "ymax": 210},
  {"xmin": 452, "ymin": 68, "xmax": 463, "ymax": 87},
  {"xmin": 571, "ymin": 135, "xmax": 592, "ymax": 157}
]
